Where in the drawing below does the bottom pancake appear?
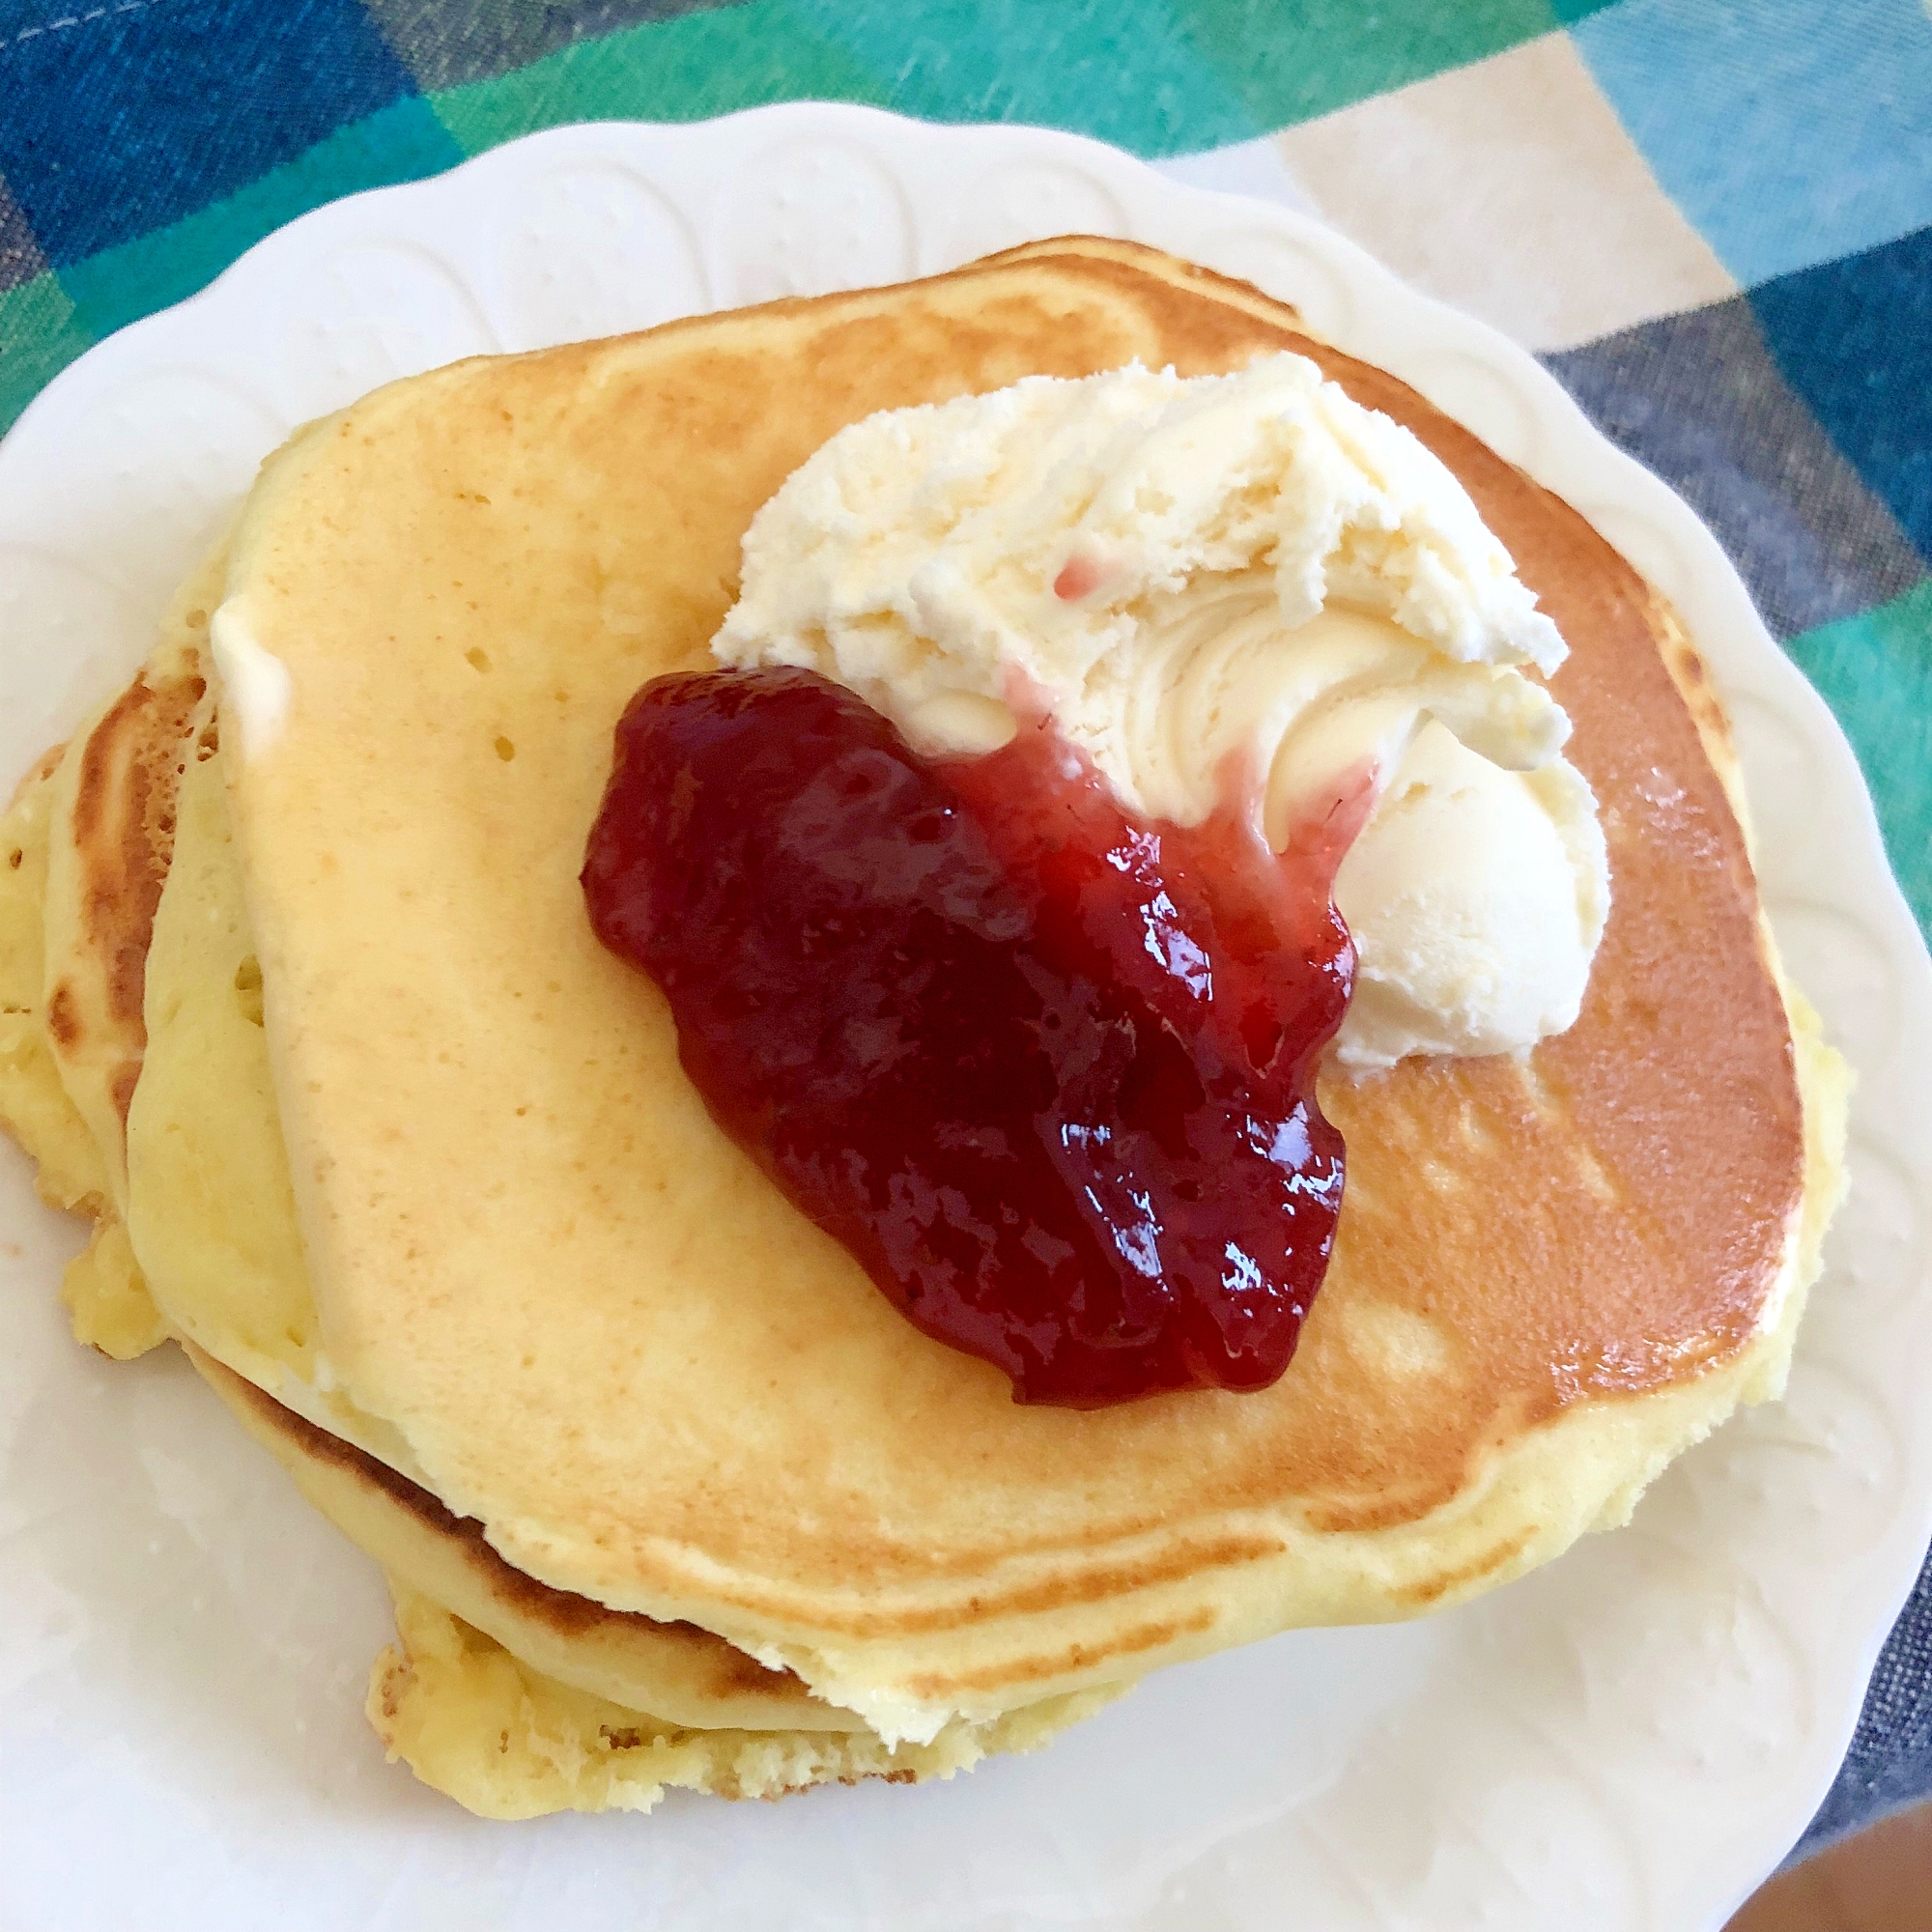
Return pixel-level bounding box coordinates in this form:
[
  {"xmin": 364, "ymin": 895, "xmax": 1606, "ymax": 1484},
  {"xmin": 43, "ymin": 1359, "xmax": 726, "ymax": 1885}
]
[
  {"xmin": 190, "ymin": 1342, "xmax": 872, "ymax": 1733},
  {"xmin": 187, "ymin": 1340, "xmax": 1125, "ymax": 1815},
  {"xmin": 368, "ymin": 1584, "xmax": 1120, "ymax": 1820}
]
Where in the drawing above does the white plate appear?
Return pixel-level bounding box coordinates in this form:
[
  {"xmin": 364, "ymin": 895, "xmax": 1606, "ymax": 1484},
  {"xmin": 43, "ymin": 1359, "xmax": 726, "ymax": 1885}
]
[{"xmin": 2, "ymin": 106, "xmax": 1928, "ymax": 1932}]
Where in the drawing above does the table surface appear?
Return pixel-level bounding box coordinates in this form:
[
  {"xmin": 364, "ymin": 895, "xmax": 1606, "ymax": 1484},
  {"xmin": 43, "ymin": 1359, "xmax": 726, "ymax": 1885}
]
[{"xmin": 0, "ymin": 0, "xmax": 1927, "ymax": 1869}]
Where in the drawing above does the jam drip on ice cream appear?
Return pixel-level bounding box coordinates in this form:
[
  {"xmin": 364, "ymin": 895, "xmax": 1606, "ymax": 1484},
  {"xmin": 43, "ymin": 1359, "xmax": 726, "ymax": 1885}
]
[{"xmin": 582, "ymin": 667, "xmax": 1355, "ymax": 1407}]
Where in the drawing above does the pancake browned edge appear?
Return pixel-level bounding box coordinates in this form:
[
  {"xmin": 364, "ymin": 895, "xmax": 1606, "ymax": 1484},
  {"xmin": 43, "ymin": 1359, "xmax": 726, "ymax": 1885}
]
[{"xmin": 0, "ymin": 236, "xmax": 1848, "ymax": 1819}]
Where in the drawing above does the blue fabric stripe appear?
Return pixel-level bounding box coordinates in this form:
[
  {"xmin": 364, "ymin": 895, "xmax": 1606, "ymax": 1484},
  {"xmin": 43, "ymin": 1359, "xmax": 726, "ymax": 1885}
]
[
  {"xmin": 1542, "ymin": 293, "xmax": 1928, "ymax": 639},
  {"xmin": 1750, "ymin": 225, "xmax": 1932, "ymax": 562},
  {"xmin": 1571, "ymin": 0, "xmax": 1932, "ymax": 286},
  {"xmin": 0, "ymin": 0, "xmax": 421, "ymax": 262}
]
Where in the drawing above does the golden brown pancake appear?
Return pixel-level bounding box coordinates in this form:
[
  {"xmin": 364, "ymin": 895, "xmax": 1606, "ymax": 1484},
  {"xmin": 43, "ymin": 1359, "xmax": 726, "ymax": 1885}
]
[
  {"xmin": 185, "ymin": 1337, "xmax": 1126, "ymax": 1810},
  {"xmin": 0, "ymin": 239, "xmax": 1846, "ymax": 1809},
  {"xmin": 198, "ymin": 238, "xmax": 1841, "ymax": 1737}
]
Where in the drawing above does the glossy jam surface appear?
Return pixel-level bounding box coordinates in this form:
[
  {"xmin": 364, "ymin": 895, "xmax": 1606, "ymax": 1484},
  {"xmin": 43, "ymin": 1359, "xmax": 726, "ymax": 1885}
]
[{"xmin": 582, "ymin": 668, "xmax": 1354, "ymax": 1406}]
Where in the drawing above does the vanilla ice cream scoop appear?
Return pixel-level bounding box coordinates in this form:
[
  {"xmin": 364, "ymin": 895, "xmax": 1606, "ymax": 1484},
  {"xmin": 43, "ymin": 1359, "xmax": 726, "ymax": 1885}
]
[
  {"xmin": 1334, "ymin": 722, "xmax": 1607, "ymax": 1066},
  {"xmin": 714, "ymin": 355, "xmax": 1609, "ymax": 1069}
]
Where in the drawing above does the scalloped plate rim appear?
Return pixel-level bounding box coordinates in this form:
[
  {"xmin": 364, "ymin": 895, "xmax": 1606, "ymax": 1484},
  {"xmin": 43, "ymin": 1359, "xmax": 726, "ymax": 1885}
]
[{"xmin": 1, "ymin": 101, "xmax": 1927, "ymax": 1932}]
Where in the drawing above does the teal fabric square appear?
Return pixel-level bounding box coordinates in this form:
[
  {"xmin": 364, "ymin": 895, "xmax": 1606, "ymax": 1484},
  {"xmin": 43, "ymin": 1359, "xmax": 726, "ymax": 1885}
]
[
  {"xmin": 428, "ymin": 1, "xmax": 893, "ymax": 154},
  {"xmin": 782, "ymin": 0, "xmax": 1254, "ymax": 156},
  {"xmin": 1785, "ymin": 579, "xmax": 1932, "ymax": 934},
  {"xmin": 1176, "ymin": 0, "xmax": 1561, "ymax": 130}
]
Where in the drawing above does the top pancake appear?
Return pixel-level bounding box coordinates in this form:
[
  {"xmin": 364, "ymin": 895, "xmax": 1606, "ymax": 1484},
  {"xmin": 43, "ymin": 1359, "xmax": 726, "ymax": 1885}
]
[{"xmin": 200, "ymin": 240, "xmax": 1834, "ymax": 1739}]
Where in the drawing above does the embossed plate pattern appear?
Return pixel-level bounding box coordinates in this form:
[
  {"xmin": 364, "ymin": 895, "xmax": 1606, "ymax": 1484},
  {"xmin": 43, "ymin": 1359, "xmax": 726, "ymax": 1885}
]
[{"xmin": 1, "ymin": 107, "xmax": 1928, "ymax": 1932}]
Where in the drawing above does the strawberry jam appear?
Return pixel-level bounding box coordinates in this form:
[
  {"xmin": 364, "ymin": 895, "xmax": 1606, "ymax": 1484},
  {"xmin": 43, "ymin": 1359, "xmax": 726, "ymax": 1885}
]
[{"xmin": 582, "ymin": 668, "xmax": 1354, "ymax": 1406}]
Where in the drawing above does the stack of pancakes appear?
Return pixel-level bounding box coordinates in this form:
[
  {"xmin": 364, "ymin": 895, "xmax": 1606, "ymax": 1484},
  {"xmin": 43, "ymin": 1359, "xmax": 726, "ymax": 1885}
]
[{"xmin": 0, "ymin": 239, "xmax": 1847, "ymax": 1818}]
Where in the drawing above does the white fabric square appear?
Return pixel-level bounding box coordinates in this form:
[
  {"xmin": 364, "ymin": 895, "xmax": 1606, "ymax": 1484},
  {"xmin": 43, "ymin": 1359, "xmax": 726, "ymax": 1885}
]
[{"xmin": 1268, "ymin": 33, "xmax": 1737, "ymax": 352}]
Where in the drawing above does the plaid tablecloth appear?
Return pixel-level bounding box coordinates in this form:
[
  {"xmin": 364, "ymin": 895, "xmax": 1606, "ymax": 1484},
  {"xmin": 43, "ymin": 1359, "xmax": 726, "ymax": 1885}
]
[{"xmin": 1, "ymin": 0, "xmax": 1926, "ymax": 1868}]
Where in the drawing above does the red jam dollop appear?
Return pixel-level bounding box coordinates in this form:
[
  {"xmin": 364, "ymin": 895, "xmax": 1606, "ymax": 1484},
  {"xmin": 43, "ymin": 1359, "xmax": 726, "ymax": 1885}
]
[{"xmin": 582, "ymin": 668, "xmax": 1354, "ymax": 1406}]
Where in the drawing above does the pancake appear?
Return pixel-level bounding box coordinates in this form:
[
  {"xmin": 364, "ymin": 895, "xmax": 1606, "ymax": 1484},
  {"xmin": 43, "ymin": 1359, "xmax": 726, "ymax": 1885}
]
[
  {"xmin": 0, "ymin": 727, "xmax": 169, "ymax": 1360},
  {"xmin": 187, "ymin": 1341, "xmax": 866, "ymax": 1731},
  {"xmin": 0, "ymin": 238, "xmax": 1848, "ymax": 1810},
  {"xmin": 2, "ymin": 545, "xmax": 226, "ymax": 1358},
  {"xmin": 18, "ymin": 645, "xmax": 1028, "ymax": 1770},
  {"xmin": 185, "ymin": 1340, "xmax": 1121, "ymax": 1817},
  {"xmin": 202, "ymin": 238, "xmax": 1844, "ymax": 1732},
  {"xmin": 363, "ymin": 1584, "xmax": 1115, "ymax": 1821}
]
